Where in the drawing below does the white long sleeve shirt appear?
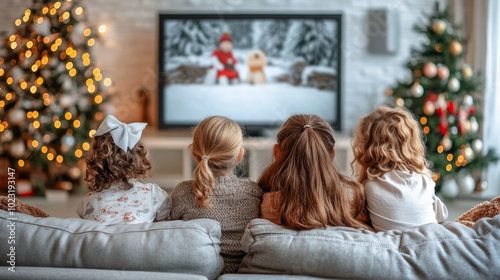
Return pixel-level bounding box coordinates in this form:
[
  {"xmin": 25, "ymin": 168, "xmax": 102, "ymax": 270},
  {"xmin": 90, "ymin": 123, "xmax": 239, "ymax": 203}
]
[{"xmin": 365, "ymin": 169, "xmax": 448, "ymax": 232}]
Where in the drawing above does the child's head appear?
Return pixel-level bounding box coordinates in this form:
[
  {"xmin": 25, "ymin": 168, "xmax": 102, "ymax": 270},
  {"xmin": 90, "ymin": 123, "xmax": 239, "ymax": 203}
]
[
  {"xmin": 190, "ymin": 116, "xmax": 244, "ymax": 208},
  {"xmin": 258, "ymin": 114, "xmax": 369, "ymax": 230},
  {"xmin": 218, "ymin": 31, "xmax": 233, "ymax": 53},
  {"xmin": 85, "ymin": 133, "xmax": 152, "ymax": 192},
  {"xmin": 352, "ymin": 106, "xmax": 432, "ymax": 184}
]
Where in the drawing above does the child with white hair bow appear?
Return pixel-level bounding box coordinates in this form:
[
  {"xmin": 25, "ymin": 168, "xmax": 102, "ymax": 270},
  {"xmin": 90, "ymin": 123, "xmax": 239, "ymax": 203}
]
[{"xmin": 77, "ymin": 115, "xmax": 171, "ymax": 224}]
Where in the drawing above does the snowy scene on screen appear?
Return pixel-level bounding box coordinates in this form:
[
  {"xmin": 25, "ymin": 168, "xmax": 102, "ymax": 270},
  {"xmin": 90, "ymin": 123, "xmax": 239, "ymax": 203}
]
[{"xmin": 162, "ymin": 18, "xmax": 339, "ymax": 125}]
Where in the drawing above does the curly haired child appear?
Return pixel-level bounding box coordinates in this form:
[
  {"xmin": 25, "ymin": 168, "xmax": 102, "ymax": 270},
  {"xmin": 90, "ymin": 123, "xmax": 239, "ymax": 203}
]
[
  {"xmin": 77, "ymin": 115, "xmax": 171, "ymax": 224},
  {"xmin": 169, "ymin": 116, "xmax": 262, "ymax": 274},
  {"xmin": 351, "ymin": 106, "xmax": 448, "ymax": 231},
  {"xmin": 259, "ymin": 114, "xmax": 371, "ymax": 231}
]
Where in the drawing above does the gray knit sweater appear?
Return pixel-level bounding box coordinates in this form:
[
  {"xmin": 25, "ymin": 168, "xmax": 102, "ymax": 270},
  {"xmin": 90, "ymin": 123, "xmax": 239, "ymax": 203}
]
[{"xmin": 169, "ymin": 175, "xmax": 263, "ymax": 274}]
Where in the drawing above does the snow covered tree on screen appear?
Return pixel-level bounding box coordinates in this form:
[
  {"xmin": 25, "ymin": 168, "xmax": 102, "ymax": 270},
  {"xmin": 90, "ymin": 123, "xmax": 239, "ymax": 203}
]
[
  {"xmin": 259, "ymin": 20, "xmax": 289, "ymax": 57},
  {"xmin": 284, "ymin": 20, "xmax": 337, "ymax": 66},
  {"xmin": 226, "ymin": 20, "xmax": 253, "ymax": 49},
  {"xmin": 166, "ymin": 20, "xmax": 222, "ymax": 57}
]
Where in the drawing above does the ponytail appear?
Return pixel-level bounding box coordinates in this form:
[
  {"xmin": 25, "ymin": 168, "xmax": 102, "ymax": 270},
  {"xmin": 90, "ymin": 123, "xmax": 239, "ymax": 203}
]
[
  {"xmin": 258, "ymin": 114, "xmax": 370, "ymax": 230},
  {"xmin": 193, "ymin": 157, "xmax": 215, "ymax": 208},
  {"xmin": 190, "ymin": 116, "xmax": 243, "ymax": 208}
]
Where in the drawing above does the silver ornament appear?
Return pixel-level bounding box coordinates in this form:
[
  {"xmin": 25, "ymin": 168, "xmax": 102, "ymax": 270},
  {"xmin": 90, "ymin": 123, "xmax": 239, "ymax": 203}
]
[
  {"xmin": 9, "ymin": 141, "xmax": 26, "ymax": 158},
  {"xmin": 1, "ymin": 129, "xmax": 13, "ymax": 142},
  {"xmin": 8, "ymin": 109, "xmax": 25, "ymax": 125},
  {"xmin": 441, "ymin": 179, "xmax": 459, "ymax": 198},
  {"xmin": 470, "ymin": 117, "xmax": 479, "ymax": 134},
  {"xmin": 410, "ymin": 83, "xmax": 424, "ymax": 97},
  {"xmin": 464, "ymin": 95, "xmax": 473, "ymax": 106},
  {"xmin": 61, "ymin": 135, "xmax": 76, "ymax": 148},
  {"xmin": 458, "ymin": 174, "xmax": 475, "ymax": 195},
  {"xmin": 464, "ymin": 147, "xmax": 475, "ymax": 161},
  {"xmin": 472, "ymin": 139, "xmax": 483, "ymax": 153},
  {"xmin": 59, "ymin": 94, "xmax": 75, "ymax": 108},
  {"xmin": 448, "ymin": 78, "xmax": 460, "ymax": 92}
]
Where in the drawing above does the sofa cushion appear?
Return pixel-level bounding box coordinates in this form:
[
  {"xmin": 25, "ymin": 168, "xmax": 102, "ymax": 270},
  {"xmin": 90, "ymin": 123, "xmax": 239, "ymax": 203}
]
[
  {"xmin": 219, "ymin": 274, "xmax": 330, "ymax": 280},
  {"xmin": 0, "ymin": 266, "xmax": 208, "ymax": 280},
  {"xmin": 0, "ymin": 210, "xmax": 223, "ymax": 280},
  {"xmin": 239, "ymin": 217, "xmax": 500, "ymax": 279}
]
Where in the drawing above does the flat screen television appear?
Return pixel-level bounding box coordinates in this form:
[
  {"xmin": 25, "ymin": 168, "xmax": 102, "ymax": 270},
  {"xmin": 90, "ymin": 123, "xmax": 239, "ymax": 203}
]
[{"xmin": 159, "ymin": 13, "xmax": 342, "ymax": 133}]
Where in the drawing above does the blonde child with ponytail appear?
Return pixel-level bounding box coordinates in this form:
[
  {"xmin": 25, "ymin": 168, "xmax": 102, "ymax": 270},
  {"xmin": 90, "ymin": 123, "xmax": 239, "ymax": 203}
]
[{"xmin": 169, "ymin": 116, "xmax": 262, "ymax": 274}]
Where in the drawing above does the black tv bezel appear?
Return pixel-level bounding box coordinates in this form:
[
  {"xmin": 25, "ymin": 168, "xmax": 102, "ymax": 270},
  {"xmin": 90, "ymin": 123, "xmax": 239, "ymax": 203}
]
[{"xmin": 158, "ymin": 13, "xmax": 342, "ymax": 132}]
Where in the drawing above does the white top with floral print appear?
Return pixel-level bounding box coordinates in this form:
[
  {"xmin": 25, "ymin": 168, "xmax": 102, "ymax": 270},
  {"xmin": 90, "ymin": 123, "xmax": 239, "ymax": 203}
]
[{"xmin": 77, "ymin": 181, "xmax": 171, "ymax": 224}]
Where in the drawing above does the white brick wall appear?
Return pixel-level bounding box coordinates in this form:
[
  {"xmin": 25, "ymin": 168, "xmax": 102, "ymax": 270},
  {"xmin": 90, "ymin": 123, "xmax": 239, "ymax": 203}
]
[{"xmin": 0, "ymin": 0, "xmax": 446, "ymax": 131}]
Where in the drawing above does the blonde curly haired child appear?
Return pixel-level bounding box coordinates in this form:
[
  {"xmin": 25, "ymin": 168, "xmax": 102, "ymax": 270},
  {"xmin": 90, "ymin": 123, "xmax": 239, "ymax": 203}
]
[{"xmin": 352, "ymin": 106, "xmax": 448, "ymax": 231}]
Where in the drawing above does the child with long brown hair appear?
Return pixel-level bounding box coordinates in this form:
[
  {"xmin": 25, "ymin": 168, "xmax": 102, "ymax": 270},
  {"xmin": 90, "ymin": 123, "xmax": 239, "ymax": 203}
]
[
  {"xmin": 351, "ymin": 106, "xmax": 448, "ymax": 231},
  {"xmin": 259, "ymin": 114, "xmax": 370, "ymax": 230},
  {"xmin": 78, "ymin": 115, "xmax": 171, "ymax": 224},
  {"xmin": 169, "ymin": 116, "xmax": 262, "ymax": 274}
]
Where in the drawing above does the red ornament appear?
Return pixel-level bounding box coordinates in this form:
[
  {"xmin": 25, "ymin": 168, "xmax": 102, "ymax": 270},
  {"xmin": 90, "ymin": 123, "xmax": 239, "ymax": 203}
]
[
  {"xmin": 439, "ymin": 121, "xmax": 448, "ymax": 136},
  {"xmin": 428, "ymin": 93, "xmax": 438, "ymax": 102},
  {"xmin": 447, "ymin": 100, "xmax": 456, "ymax": 114},
  {"xmin": 458, "ymin": 122, "xmax": 466, "ymax": 135},
  {"xmin": 469, "ymin": 106, "xmax": 475, "ymax": 115},
  {"xmin": 436, "ymin": 107, "xmax": 445, "ymax": 117}
]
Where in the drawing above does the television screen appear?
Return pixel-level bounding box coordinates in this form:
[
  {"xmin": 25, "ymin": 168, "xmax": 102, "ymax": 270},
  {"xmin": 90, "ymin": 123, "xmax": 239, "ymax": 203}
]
[{"xmin": 159, "ymin": 14, "xmax": 342, "ymax": 131}]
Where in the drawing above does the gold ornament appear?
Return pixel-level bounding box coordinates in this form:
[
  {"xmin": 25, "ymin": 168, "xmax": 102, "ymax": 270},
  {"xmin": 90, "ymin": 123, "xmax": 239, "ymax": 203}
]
[
  {"xmin": 462, "ymin": 65, "xmax": 473, "ymax": 80},
  {"xmin": 396, "ymin": 98, "xmax": 404, "ymax": 107},
  {"xmin": 448, "ymin": 40, "xmax": 463, "ymax": 56},
  {"xmin": 423, "ymin": 102, "xmax": 436, "ymax": 116},
  {"xmin": 385, "ymin": 88, "xmax": 393, "ymax": 96},
  {"xmin": 441, "ymin": 136, "xmax": 452, "ymax": 151},
  {"xmin": 434, "ymin": 44, "xmax": 443, "ymax": 52},
  {"xmin": 432, "ymin": 19, "xmax": 446, "ymax": 35}
]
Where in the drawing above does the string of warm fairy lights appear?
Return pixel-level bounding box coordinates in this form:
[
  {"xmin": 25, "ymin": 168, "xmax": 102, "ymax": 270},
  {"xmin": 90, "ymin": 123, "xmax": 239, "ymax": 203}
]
[{"xmin": 0, "ymin": 0, "xmax": 112, "ymax": 170}]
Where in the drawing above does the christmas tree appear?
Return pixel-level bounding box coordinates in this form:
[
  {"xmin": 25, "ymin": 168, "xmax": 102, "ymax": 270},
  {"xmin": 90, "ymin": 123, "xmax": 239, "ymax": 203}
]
[
  {"xmin": 0, "ymin": 0, "xmax": 110, "ymax": 171},
  {"xmin": 388, "ymin": 3, "xmax": 498, "ymax": 194}
]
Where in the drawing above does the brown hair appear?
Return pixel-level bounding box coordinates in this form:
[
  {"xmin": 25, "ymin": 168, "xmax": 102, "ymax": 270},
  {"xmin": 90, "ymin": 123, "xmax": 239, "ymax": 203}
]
[
  {"xmin": 258, "ymin": 114, "xmax": 370, "ymax": 230},
  {"xmin": 351, "ymin": 105, "xmax": 432, "ymax": 185},
  {"xmin": 190, "ymin": 116, "xmax": 243, "ymax": 208},
  {"xmin": 85, "ymin": 133, "xmax": 152, "ymax": 192}
]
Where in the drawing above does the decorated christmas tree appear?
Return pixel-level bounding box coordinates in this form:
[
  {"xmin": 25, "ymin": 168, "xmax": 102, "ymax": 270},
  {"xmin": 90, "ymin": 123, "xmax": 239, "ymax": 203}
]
[
  {"xmin": 0, "ymin": 0, "xmax": 110, "ymax": 172},
  {"xmin": 388, "ymin": 3, "xmax": 498, "ymax": 195}
]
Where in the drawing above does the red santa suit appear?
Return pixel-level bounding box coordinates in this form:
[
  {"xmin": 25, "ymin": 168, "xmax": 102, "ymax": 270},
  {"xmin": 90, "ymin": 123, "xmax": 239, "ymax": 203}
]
[{"xmin": 211, "ymin": 32, "xmax": 239, "ymax": 81}]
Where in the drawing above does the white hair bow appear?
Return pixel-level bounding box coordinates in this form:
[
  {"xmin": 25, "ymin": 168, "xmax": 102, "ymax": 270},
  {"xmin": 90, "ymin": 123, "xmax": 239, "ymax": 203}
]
[{"xmin": 94, "ymin": 115, "xmax": 147, "ymax": 152}]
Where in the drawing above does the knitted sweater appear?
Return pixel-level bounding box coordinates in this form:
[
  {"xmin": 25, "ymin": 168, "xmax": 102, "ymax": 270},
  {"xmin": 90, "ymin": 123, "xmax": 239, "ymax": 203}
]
[{"xmin": 169, "ymin": 175, "xmax": 263, "ymax": 274}]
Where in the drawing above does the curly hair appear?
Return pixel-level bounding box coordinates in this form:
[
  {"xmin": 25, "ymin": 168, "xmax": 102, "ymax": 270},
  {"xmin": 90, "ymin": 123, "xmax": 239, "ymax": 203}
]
[
  {"xmin": 258, "ymin": 114, "xmax": 370, "ymax": 230},
  {"xmin": 351, "ymin": 106, "xmax": 432, "ymax": 185},
  {"xmin": 85, "ymin": 133, "xmax": 152, "ymax": 192},
  {"xmin": 190, "ymin": 116, "xmax": 243, "ymax": 208}
]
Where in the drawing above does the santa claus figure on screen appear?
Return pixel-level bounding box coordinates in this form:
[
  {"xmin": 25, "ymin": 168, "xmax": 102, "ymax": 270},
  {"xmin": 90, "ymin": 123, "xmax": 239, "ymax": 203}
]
[{"xmin": 204, "ymin": 31, "xmax": 239, "ymax": 85}]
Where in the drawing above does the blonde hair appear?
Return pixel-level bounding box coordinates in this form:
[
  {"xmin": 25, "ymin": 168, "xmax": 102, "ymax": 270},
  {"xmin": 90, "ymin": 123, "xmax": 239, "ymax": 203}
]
[
  {"xmin": 85, "ymin": 133, "xmax": 152, "ymax": 192},
  {"xmin": 258, "ymin": 114, "xmax": 370, "ymax": 230},
  {"xmin": 351, "ymin": 105, "xmax": 432, "ymax": 185},
  {"xmin": 190, "ymin": 116, "xmax": 243, "ymax": 208}
]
